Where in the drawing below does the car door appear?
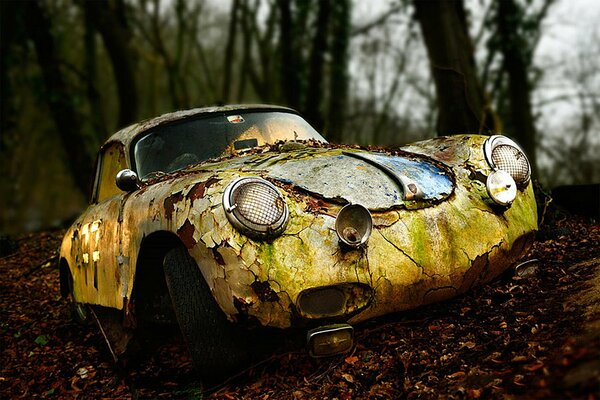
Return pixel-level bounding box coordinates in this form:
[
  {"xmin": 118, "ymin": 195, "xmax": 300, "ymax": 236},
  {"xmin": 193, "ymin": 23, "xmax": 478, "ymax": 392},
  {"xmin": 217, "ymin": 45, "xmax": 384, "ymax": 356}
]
[{"xmin": 70, "ymin": 142, "xmax": 129, "ymax": 308}]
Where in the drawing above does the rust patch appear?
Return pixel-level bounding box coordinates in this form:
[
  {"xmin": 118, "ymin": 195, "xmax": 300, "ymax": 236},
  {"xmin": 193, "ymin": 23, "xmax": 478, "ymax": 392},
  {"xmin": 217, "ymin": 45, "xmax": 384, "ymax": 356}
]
[
  {"xmin": 163, "ymin": 192, "xmax": 184, "ymax": 220},
  {"xmin": 511, "ymin": 231, "xmax": 536, "ymax": 257},
  {"xmin": 233, "ymin": 296, "xmax": 251, "ymax": 314},
  {"xmin": 304, "ymin": 197, "xmax": 331, "ymax": 214},
  {"xmin": 433, "ymin": 146, "xmax": 456, "ymax": 163},
  {"xmin": 459, "ymin": 253, "xmax": 489, "ymax": 293},
  {"xmin": 212, "ymin": 247, "xmax": 225, "ymax": 266},
  {"xmin": 232, "ymin": 297, "xmax": 264, "ymax": 327},
  {"xmin": 176, "ymin": 219, "xmax": 196, "ymax": 249},
  {"xmin": 251, "ymin": 281, "xmax": 280, "ymax": 302},
  {"xmin": 467, "ymin": 168, "xmax": 487, "ymax": 184},
  {"xmin": 187, "ymin": 177, "xmax": 220, "ymax": 202}
]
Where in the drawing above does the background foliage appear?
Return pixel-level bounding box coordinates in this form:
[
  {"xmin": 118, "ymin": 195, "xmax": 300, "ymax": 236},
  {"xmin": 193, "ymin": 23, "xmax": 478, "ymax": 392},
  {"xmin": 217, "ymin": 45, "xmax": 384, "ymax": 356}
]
[{"xmin": 1, "ymin": 0, "xmax": 598, "ymax": 233}]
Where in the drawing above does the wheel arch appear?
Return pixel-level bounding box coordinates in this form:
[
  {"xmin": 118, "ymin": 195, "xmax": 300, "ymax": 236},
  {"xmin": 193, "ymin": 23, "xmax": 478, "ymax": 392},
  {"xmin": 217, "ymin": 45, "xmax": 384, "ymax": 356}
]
[
  {"xmin": 58, "ymin": 257, "xmax": 72, "ymax": 299},
  {"xmin": 131, "ymin": 230, "xmax": 185, "ymax": 322}
]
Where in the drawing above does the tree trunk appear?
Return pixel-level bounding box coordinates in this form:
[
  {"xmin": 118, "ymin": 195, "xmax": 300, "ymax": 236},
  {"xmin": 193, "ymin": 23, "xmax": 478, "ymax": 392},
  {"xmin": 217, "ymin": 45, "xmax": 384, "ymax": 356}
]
[
  {"xmin": 222, "ymin": 0, "xmax": 240, "ymax": 103},
  {"xmin": 0, "ymin": 1, "xmax": 19, "ymax": 150},
  {"xmin": 278, "ymin": 0, "xmax": 301, "ymax": 110},
  {"xmin": 496, "ymin": 0, "xmax": 538, "ymax": 173},
  {"xmin": 83, "ymin": 4, "xmax": 108, "ymax": 141},
  {"xmin": 84, "ymin": 0, "xmax": 138, "ymax": 128},
  {"xmin": 304, "ymin": 0, "xmax": 331, "ymax": 132},
  {"xmin": 24, "ymin": 0, "xmax": 94, "ymax": 196},
  {"xmin": 326, "ymin": 0, "xmax": 350, "ymax": 143},
  {"xmin": 414, "ymin": 0, "xmax": 494, "ymax": 136}
]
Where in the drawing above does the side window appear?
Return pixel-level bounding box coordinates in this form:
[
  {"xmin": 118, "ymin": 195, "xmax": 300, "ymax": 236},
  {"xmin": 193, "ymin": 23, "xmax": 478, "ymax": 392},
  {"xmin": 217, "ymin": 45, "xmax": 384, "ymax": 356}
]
[{"xmin": 95, "ymin": 143, "xmax": 128, "ymax": 202}]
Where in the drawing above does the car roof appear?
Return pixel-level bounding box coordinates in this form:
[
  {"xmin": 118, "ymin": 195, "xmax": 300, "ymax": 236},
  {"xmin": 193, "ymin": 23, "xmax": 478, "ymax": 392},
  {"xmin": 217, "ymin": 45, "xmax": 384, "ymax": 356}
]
[{"xmin": 102, "ymin": 104, "xmax": 297, "ymax": 150}]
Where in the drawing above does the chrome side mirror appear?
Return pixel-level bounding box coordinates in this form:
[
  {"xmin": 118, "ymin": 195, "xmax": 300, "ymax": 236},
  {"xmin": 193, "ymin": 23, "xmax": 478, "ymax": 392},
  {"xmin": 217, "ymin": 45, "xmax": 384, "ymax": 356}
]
[{"xmin": 116, "ymin": 169, "xmax": 140, "ymax": 192}]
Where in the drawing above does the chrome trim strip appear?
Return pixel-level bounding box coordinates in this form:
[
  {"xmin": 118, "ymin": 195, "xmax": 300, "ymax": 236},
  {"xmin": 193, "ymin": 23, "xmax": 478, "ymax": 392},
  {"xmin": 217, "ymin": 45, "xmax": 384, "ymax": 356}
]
[{"xmin": 343, "ymin": 151, "xmax": 424, "ymax": 200}]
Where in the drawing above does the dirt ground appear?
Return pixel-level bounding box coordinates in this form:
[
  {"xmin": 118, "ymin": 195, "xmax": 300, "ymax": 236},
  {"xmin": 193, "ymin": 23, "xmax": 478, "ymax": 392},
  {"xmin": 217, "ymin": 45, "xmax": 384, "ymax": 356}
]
[{"xmin": 1, "ymin": 213, "xmax": 599, "ymax": 399}]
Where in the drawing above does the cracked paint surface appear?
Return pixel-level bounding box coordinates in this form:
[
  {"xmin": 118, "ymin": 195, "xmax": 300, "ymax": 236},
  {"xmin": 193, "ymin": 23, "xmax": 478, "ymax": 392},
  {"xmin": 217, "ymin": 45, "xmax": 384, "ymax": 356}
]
[{"xmin": 60, "ymin": 112, "xmax": 537, "ymax": 331}]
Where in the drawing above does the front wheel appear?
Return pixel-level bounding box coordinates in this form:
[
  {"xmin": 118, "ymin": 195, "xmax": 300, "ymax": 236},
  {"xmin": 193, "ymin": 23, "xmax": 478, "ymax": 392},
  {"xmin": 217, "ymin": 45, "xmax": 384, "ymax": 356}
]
[
  {"xmin": 163, "ymin": 246, "xmax": 252, "ymax": 380},
  {"xmin": 65, "ymin": 268, "xmax": 91, "ymax": 325}
]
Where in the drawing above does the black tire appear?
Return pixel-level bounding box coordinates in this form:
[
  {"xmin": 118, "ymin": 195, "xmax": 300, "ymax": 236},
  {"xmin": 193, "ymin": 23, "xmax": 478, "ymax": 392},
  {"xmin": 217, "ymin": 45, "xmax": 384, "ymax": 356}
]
[
  {"xmin": 66, "ymin": 269, "xmax": 91, "ymax": 325},
  {"xmin": 163, "ymin": 246, "xmax": 252, "ymax": 380}
]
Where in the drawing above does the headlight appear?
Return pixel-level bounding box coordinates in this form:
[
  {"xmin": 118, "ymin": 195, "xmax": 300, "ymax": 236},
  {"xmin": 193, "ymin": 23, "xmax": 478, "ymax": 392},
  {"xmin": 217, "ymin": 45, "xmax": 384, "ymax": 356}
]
[
  {"xmin": 486, "ymin": 170, "xmax": 517, "ymax": 206},
  {"xmin": 335, "ymin": 204, "xmax": 372, "ymax": 248},
  {"xmin": 223, "ymin": 177, "xmax": 289, "ymax": 238},
  {"xmin": 484, "ymin": 135, "xmax": 531, "ymax": 187}
]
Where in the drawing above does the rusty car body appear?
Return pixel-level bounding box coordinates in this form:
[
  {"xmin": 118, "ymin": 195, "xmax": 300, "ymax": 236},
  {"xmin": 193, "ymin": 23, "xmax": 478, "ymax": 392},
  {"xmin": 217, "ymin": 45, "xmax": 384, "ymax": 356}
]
[{"xmin": 59, "ymin": 105, "xmax": 537, "ymax": 378}]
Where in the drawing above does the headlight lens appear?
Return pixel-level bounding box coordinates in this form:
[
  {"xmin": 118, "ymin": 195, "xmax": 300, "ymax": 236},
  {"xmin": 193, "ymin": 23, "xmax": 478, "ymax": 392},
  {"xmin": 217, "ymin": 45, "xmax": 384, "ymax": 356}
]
[
  {"xmin": 484, "ymin": 135, "xmax": 531, "ymax": 187},
  {"xmin": 223, "ymin": 177, "xmax": 289, "ymax": 238},
  {"xmin": 335, "ymin": 204, "xmax": 372, "ymax": 248},
  {"xmin": 486, "ymin": 170, "xmax": 517, "ymax": 206}
]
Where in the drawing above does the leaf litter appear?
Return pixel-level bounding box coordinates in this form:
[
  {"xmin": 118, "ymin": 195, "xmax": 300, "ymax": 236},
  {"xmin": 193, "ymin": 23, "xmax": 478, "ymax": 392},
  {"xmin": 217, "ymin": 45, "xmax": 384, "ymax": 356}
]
[{"xmin": 0, "ymin": 211, "xmax": 598, "ymax": 399}]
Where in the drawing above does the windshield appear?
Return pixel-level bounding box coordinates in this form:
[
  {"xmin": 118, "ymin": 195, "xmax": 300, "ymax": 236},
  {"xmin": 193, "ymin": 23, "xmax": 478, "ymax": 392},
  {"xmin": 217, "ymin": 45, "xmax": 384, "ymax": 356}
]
[{"xmin": 133, "ymin": 111, "xmax": 326, "ymax": 179}]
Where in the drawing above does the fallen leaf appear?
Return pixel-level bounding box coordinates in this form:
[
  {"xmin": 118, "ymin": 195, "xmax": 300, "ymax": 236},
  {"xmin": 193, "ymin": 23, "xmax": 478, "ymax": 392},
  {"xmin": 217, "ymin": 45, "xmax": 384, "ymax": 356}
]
[
  {"xmin": 344, "ymin": 355, "xmax": 358, "ymax": 365},
  {"xmin": 524, "ymin": 362, "xmax": 545, "ymax": 372},
  {"xmin": 447, "ymin": 371, "xmax": 466, "ymax": 379},
  {"xmin": 34, "ymin": 335, "xmax": 49, "ymax": 346},
  {"xmin": 342, "ymin": 373, "xmax": 354, "ymax": 383}
]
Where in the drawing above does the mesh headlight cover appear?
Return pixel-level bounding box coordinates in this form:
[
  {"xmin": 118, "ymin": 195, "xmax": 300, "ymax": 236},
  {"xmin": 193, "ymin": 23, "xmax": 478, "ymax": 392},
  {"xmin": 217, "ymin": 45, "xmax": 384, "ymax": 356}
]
[
  {"xmin": 484, "ymin": 136, "xmax": 531, "ymax": 187},
  {"xmin": 223, "ymin": 177, "xmax": 289, "ymax": 237}
]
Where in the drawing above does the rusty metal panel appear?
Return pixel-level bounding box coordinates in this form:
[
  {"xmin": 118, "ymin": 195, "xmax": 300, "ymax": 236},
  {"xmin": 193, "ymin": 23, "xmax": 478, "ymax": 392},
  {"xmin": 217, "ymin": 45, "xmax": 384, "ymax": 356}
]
[
  {"xmin": 61, "ymin": 132, "xmax": 538, "ymax": 331},
  {"xmin": 266, "ymin": 152, "xmax": 403, "ymax": 209},
  {"xmin": 349, "ymin": 152, "xmax": 454, "ymax": 200}
]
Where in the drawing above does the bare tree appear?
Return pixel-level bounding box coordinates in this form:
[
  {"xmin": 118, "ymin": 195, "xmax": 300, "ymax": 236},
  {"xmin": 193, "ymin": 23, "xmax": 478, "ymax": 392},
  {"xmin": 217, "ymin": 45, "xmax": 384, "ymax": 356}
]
[
  {"xmin": 222, "ymin": 0, "xmax": 240, "ymax": 102},
  {"xmin": 84, "ymin": 0, "xmax": 139, "ymax": 128},
  {"xmin": 413, "ymin": 0, "xmax": 494, "ymax": 136},
  {"xmin": 494, "ymin": 0, "xmax": 555, "ymax": 174},
  {"xmin": 82, "ymin": 3, "xmax": 109, "ymax": 139},
  {"xmin": 23, "ymin": 0, "xmax": 94, "ymax": 195},
  {"xmin": 304, "ymin": 0, "xmax": 331, "ymax": 131},
  {"xmin": 278, "ymin": 0, "xmax": 302, "ymax": 110},
  {"xmin": 326, "ymin": 0, "xmax": 351, "ymax": 143}
]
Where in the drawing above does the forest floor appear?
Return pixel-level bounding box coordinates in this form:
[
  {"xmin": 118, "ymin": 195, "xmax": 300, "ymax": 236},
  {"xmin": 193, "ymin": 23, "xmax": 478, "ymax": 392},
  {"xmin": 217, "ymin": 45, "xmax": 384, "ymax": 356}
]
[{"xmin": 1, "ymin": 213, "xmax": 599, "ymax": 399}]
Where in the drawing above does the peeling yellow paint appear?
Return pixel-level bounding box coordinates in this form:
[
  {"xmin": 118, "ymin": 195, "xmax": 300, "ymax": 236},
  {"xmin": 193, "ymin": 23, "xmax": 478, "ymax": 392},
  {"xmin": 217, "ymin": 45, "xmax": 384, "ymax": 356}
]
[{"xmin": 61, "ymin": 133, "xmax": 537, "ymax": 331}]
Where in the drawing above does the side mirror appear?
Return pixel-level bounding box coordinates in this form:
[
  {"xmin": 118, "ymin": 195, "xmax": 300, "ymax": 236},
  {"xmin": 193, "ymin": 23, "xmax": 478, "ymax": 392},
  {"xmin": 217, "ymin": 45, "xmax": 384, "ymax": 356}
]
[{"xmin": 116, "ymin": 169, "xmax": 140, "ymax": 192}]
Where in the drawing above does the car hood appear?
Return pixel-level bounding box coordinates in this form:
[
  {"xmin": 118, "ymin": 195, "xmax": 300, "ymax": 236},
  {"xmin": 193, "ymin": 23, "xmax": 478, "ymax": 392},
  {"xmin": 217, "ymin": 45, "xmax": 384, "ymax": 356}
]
[{"xmin": 184, "ymin": 147, "xmax": 455, "ymax": 210}]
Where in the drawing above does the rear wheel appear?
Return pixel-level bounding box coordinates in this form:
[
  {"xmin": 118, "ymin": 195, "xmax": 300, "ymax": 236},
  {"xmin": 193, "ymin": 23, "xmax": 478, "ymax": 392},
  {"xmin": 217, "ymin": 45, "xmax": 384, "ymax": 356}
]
[{"xmin": 163, "ymin": 246, "xmax": 252, "ymax": 380}]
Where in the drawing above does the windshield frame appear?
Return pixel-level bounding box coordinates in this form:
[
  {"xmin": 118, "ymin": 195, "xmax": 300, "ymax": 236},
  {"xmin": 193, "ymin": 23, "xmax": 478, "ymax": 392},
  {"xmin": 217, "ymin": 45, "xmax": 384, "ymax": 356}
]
[{"xmin": 129, "ymin": 108, "xmax": 326, "ymax": 180}]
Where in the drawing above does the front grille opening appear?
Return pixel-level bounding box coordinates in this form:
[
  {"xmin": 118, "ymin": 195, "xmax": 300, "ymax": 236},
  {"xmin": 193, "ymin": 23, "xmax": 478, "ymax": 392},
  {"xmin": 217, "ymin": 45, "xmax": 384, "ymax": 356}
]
[{"xmin": 298, "ymin": 288, "xmax": 346, "ymax": 318}]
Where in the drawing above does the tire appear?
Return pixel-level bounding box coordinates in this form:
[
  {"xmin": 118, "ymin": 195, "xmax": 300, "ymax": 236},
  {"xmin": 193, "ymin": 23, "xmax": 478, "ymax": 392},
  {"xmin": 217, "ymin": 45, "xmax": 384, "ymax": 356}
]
[
  {"xmin": 163, "ymin": 246, "xmax": 252, "ymax": 380},
  {"xmin": 66, "ymin": 269, "xmax": 91, "ymax": 325}
]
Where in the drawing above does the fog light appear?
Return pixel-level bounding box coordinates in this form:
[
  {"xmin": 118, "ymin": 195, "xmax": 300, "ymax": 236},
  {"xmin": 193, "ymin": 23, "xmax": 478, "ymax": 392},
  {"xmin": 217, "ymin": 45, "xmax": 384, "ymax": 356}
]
[
  {"xmin": 335, "ymin": 204, "xmax": 372, "ymax": 248},
  {"xmin": 486, "ymin": 169, "xmax": 517, "ymax": 206},
  {"xmin": 307, "ymin": 324, "xmax": 354, "ymax": 357}
]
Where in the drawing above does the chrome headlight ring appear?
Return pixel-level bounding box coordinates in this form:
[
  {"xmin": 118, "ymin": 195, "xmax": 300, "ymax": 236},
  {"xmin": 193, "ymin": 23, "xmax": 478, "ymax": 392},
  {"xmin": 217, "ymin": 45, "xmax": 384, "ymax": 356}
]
[
  {"xmin": 335, "ymin": 204, "xmax": 373, "ymax": 248},
  {"xmin": 223, "ymin": 177, "xmax": 289, "ymax": 238},
  {"xmin": 483, "ymin": 135, "xmax": 531, "ymax": 188}
]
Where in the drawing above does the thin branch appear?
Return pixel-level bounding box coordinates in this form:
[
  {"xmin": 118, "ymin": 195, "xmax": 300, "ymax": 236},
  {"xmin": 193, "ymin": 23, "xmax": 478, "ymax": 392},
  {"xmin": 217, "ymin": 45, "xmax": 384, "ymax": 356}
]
[{"xmin": 351, "ymin": 3, "xmax": 405, "ymax": 37}]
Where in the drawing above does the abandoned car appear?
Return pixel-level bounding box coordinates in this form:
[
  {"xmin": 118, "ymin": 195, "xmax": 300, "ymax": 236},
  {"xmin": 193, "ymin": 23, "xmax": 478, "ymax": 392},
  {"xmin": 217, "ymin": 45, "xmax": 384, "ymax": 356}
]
[{"xmin": 59, "ymin": 104, "xmax": 537, "ymax": 378}]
